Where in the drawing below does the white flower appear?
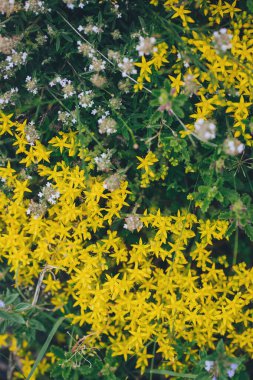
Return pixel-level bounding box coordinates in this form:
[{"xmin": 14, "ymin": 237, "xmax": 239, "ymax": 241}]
[
  {"xmin": 204, "ymin": 360, "xmax": 214, "ymax": 372},
  {"xmin": 227, "ymin": 363, "xmax": 238, "ymax": 378},
  {"xmin": 194, "ymin": 119, "xmax": 216, "ymax": 141},
  {"xmin": 136, "ymin": 36, "xmax": 157, "ymax": 56}
]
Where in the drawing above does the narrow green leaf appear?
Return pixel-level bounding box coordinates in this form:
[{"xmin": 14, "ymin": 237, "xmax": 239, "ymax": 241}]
[
  {"xmin": 149, "ymin": 369, "xmax": 197, "ymax": 378},
  {"xmin": 26, "ymin": 317, "xmax": 65, "ymax": 380}
]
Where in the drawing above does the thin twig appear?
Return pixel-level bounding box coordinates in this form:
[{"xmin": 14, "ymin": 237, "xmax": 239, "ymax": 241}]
[
  {"xmin": 32, "ymin": 266, "xmax": 48, "ymax": 306},
  {"xmin": 32, "ymin": 265, "xmax": 61, "ymax": 306}
]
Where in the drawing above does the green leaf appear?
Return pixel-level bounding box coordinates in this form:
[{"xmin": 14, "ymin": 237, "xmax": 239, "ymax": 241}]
[
  {"xmin": 0, "ymin": 310, "xmax": 10, "ymax": 319},
  {"xmin": 195, "ymin": 375, "xmax": 211, "ymax": 380},
  {"xmin": 4, "ymin": 293, "xmax": 19, "ymax": 305},
  {"xmin": 14, "ymin": 302, "xmax": 31, "ymax": 311},
  {"xmin": 51, "ymin": 345, "xmax": 66, "ymax": 359},
  {"xmin": 8, "ymin": 313, "xmax": 26, "ymax": 324},
  {"xmin": 62, "ymin": 34, "xmax": 73, "ymax": 42},
  {"xmin": 29, "ymin": 318, "xmax": 46, "ymax": 332},
  {"xmin": 26, "ymin": 316, "xmax": 65, "ymax": 380},
  {"xmin": 56, "ymin": 37, "xmax": 61, "ymax": 51},
  {"xmin": 150, "ymin": 111, "xmax": 162, "ymax": 124},
  {"xmin": 149, "ymin": 369, "xmax": 197, "ymax": 378},
  {"xmin": 247, "ymin": 0, "xmax": 253, "ymax": 12},
  {"xmin": 0, "ymin": 310, "xmax": 25, "ymax": 324},
  {"xmin": 238, "ymin": 372, "xmax": 250, "ymax": 380},
  {"xmin": 244, "ymin": 224, "xmax": 253, "ymax": 241},
  {"xmin": 226, "ymin": 221, "xmax": 237, "ymax": 238}
]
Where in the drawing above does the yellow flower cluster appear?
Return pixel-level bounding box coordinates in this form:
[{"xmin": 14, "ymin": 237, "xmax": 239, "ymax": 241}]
[
  {"xmin": 148, "ymin": 0, "xmax": 253, "ymax": 146},
  {"xmin": 1, "ymin": 113, "xmax": 253, "ymax": 377}
]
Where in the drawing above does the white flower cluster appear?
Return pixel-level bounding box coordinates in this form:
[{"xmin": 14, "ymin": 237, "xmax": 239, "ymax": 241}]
[
  {"xmin": 118, "ymin": 57, "xmax": 137, "ymax": 78},
  {"xmin": 89, "ymin": 57, "xmax": 106, "ymax": 72},
  {"xmin": 111, "ymin": 2, "xmax": 122, "ymax": 18},
  {"xmin": 58, "ymin": 110, "xmax": 77, "ymax": 125},
  {"xmin": 94, "ymin": 150, "xmax": 113, "ymax": 172},
  {"xmin": 49, "ymin": 76, "xmax": 75, "ymax": 99},
  {"xmin": 24, "ymin": 0, "xmax": 48, "ymax": 14},
  {"xmin": 0, "ymin": 88, "xmax": 18, "ymax": 108},
  {"xmin": 124, "ymin": 214, "xmax": 143, "ymax": 232},
  {"xmin": 223, "ymin": 138, "xmax": 244, "ymax": 156},
  {"xmin": 26, "ymin": 76, "xmax": 38, "ymax": 94},
  {"xmin": 38, "ymin": 182, "xmax": 60, "ymax": 205},
  {"xmin": 77, "ymin": 41, "xmax": 95, "ymax": 58},
  {"xmin": 78, "ymin": 90, "xmax": 94, "ymax": 108},
  {"xmin": 25, "ymin": 121, "xmax": 40, "ymax": 145},
  {"xmin": 213, "ymin": 28, "xmax": 233, "ymax": 53},
  {"xmin": 0, "ymin": 35, "xmax": 20, "ymax": 55},
  {"xmin": 2, "ymin": 50, "xmax": 28, "ymax": 79},
  {"xmin": 98, "ymin": 115, "xmax": 117, "ymax": 135},
  {"xmin": 136, "ymin": 36, "xmax": 157, "ymax": 56},
  {"xmin": 103, "ymin": 173, "xmax": 122, "ymax": 191},
  {"xmin": 26, "ymin": 200, "xmax": 47, "ymax": 219},
  {"xmin": 78, "ymin": 24, "xmax": 103, "ymax": 35},
  {"xmin": 0, "ymin": 0, "xmax": 15, "ymax": 15},
  {"xmin": 194, "ymin": 118, "xmax": 216, "ymax": 141},
  {"xmin": 64, "ymin": 1, "xmax": 87, "ymax": 10}
]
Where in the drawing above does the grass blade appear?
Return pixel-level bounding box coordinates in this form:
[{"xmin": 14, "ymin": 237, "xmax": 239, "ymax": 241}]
[
  {"xmin": 149, "ymin": 369, "xmax": 197, "ymax": 378},
  {"xmin": 26, "ymin": 316, "xmax": 65, "ymax": 380}
]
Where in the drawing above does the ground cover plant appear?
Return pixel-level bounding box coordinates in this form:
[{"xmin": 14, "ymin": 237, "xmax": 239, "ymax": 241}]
[{"xmin": 0, "ymin": 0, "xmax": 253, "ymax": 379}]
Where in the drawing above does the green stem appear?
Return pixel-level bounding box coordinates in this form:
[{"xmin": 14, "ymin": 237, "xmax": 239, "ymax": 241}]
[
  {"xmin": 232, "ymin": 227, "xmax": 239, "ymax": 266},
  {"xmin": 149, "ymin": 339, "xmax": 157, "ymax": 380}
]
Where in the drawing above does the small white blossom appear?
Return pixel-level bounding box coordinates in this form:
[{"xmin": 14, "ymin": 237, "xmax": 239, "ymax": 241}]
[
  {"xmin": 227, "ymin": 363, "xmax": 238, "ymax": 378},
  {"xmin": 204, "ymin": 360, "xmax": 214, "ymax": 372}
]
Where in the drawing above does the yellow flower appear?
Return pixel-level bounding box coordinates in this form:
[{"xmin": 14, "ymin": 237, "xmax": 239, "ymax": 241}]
[
  {"xmin": 171, "ymin": 5, "xmax": 194, "ymax": 26},
  {"xmin": 168, "ymin": 73, "xmax": 184, "ymax": 94},
  {"xmin": 137, "ymin": 151, "xmax": 158, "ymax": 174},
  {"xmin": 135, "ymin": 56, "xmax": 154, "ymax": 82},
  {"xmin": 0, "ymin": 112, "xmax": 15, "ymax": 135}
]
